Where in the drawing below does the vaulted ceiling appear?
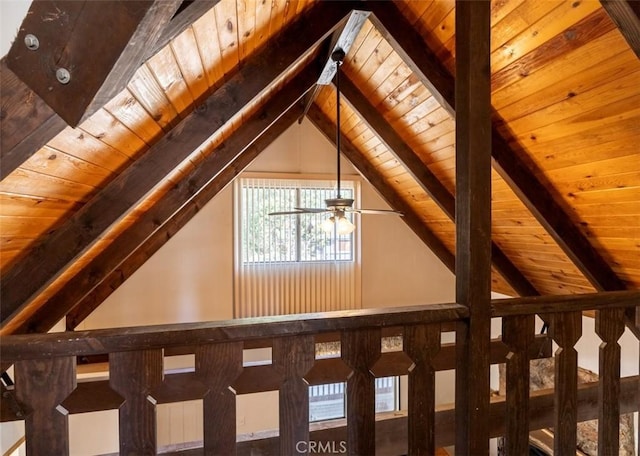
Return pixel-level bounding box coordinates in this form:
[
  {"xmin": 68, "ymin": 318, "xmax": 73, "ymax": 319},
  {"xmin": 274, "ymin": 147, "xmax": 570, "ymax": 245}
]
[{"xmin": 1, "ymin": 0, "xmax": 638, "ymax": 336}]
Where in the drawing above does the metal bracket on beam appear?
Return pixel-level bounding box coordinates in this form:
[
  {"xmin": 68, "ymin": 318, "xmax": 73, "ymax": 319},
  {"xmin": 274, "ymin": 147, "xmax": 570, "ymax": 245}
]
[{"xmin": 299, "ymin": 10, "xmax": 370, "ymax": 123}]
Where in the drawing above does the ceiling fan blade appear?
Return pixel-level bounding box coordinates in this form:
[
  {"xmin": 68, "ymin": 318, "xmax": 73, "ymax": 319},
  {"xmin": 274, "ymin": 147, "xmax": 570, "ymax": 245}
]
[
  {"xmin": 350, "ymin": 208, "xmax": 404, "ymax": 216},
  {"xmin": 294, "ymin": 207, "xmax": 328, "ymax": 213},
  {"xmin": 269, "ymin": 208, "xmax": 329, "ymax": 215}
]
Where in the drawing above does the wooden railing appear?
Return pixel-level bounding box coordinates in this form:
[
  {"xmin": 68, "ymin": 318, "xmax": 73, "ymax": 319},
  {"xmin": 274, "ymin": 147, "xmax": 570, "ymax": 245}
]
[{"xmin": 1, "ymin": 291, "xmax": 639, "ymax": 455}]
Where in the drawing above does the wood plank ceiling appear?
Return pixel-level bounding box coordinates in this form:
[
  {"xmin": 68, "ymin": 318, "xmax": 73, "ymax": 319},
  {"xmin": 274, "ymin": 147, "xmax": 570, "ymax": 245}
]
[{"xmin": 0, "ymin": 0, "xmax": 638, "ymax": 335}]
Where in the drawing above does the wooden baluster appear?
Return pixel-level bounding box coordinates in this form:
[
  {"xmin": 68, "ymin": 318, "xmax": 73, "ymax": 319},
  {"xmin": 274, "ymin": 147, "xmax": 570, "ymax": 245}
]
[
  {"xmin": 596, "ymin": 308, "xmax": 625, "ymax": 454},
  {"xmin": 110, "ymin": 349, "xmax": 163, "ymax": 455},
  {"xmin": 549, "ymin": 311, "xmax": 582, "ymax": 455},
  {"xmin": 502, "ymin": 315, "xmax": 535, "ymax": 456},
  {"xmin": 341, "ymin": 328, "xmax": 381, "ymax": 455},
  {"xmin": 404, "ymin": 324, "xmax": 441, "ymax": 455},
  {"xmin": 15, "ymin": 356, "xmax": 75, "ymax": 455},
  {"xmin": 196, "ymin": 342, "xmax": 243, "ymax": 456},
  {"xmin": 273, "ymin": 335, "xmax": 315, "ymax": 455}
]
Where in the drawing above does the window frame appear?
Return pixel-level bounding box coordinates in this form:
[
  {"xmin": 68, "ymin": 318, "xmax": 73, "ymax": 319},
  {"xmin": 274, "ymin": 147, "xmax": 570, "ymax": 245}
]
[{"xmin": 234, "ymin": 173, "xmax": 362, "ymax": 266}]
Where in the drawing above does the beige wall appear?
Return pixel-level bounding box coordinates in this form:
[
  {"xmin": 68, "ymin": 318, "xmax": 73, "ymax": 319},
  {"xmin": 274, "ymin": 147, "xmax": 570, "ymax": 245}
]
[{"xmin": 80, "ymin": 118, "xmax": 455, "ymax": 330}]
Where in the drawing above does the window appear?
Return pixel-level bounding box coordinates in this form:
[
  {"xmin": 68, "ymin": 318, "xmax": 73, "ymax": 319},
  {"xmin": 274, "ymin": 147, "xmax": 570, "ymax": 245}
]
[
  {"xmin": 234, "ymin": 176, "xmax": 361, "ymax": 317},
  {"xmin": 238, "ymin": 177, "xmax": 355, "ymax": 264},
  {"xmin": 308, "ymin": 377, "xmax": 400, "ymax": 422}
]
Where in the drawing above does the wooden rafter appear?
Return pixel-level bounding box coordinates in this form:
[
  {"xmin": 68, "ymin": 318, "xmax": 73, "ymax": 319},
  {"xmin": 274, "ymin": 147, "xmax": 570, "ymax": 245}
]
[
  {"xmin": 0, "ymin": 1, "xmax": 356, "ymax": 329},
  {"xmin": 0, "ymin": 61, "xmax": 67, "ymax": 180},
  {"xmin": 336, "ymin": 73, "xmax": 539, "ymax": 297},
  {"xmin": 58, "ymin": 75, "xmax": 313, "ymax": 333},
  {"xmin": 306, "ymin": 105, "xmax": 455, "ymax": 272},
  {"xmin": 601, "ymin": 0, "xmax": 640, "ymax": 58},
  {"xmin": 6, "ymin": 0, "xmax": 183, "ymax": 126},
  {"xmin": 0, "ymin": 0, "xmax": 221, "ymax": 181},
  {"xmin": 367, "ymin": 1, "xmax": 627, "ymax": 294}
]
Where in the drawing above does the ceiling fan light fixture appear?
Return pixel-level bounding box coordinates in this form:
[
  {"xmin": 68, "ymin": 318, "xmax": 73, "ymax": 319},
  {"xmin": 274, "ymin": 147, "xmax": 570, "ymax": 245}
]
[
  {"xmin": 321, "ymin": 216, "xmax": 336, "ymax": 233},
  {"xmin": 336, "ymin": 215, "xmax": 355, "ymax": 235}
]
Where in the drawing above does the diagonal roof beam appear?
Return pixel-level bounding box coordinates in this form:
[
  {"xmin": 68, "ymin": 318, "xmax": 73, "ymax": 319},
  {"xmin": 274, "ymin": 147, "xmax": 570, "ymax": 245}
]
[
  {"xmin": 336, "ymin": 74, "xmax": 539, "ymax": 297},
  {"xmin": 307, "ymin": 105, "xmax": 455, "ymax": 272},
  {"xmin": 64, "ymin": 103, "xmax": 303, "ymax": 331},
  {"xmin": 6, "ymin": 0, "xmax": 183, "ymax": 126},
  {"xmin": 0, "ymin": 1, "xmax": 222, "ymax": 181},
  {"xmin": 1, "ymin": 1, "xmax": 358, "ymax": 327},
  {"xmin": 366, "ymin": 1, "xmax": 627, "ymax": 293},
  {"xmin": 600, "ymin": 0, "xmax": 640, "ymax": 58},
  {"xmin": 20, "ymin": 65, "xmax": 315, "ymax": 334}
]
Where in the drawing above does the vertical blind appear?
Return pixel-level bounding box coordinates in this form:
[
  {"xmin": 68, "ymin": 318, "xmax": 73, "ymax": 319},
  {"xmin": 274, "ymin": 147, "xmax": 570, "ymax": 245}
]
[{"xmin": 234, "ymin": 177, "xmax": 361, "ymax": 318}]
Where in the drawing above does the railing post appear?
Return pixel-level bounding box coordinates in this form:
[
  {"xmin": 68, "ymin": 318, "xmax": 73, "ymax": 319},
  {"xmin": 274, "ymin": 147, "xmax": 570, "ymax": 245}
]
[
  {"xmin": 549, "ymin": 311, "xmax": 582, "ymax": 455},
  {"xmin": 404, "ymin": 323, "xmax": 441, "ymax": 455},
  {"xmin": 341, "ymin": 328, "xmax": 381, "ymax": 455},
  {"xmin": 502, "ymin": 315, "xmax": 535, "ymax": 455},
  {"xmin": 15, "ymin": 356, "xmax": 76, "ymax": 455},
  {"xmin": 273, "ymin": 335, "xmax": 315, "ymax": 455},
  {"xmin": 196, "ymin": 342, "xmax": 243, "ymax": 455},
  {"xmin": 110, "ymin": 349, "xmax": 163, "ymax": 455},
  {"xmin": 595, "ymin": 307, "xmax": 625, "ymax": 454}
]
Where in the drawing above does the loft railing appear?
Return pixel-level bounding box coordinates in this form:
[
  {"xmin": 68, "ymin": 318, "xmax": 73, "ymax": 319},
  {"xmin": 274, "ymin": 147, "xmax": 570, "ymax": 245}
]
[{"xmin": 1, "ymin": 291, "xmax": 639, "ymax": 455}]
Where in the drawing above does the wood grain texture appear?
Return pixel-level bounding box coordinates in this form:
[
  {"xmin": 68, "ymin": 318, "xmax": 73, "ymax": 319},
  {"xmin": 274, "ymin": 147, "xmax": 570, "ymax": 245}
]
[
  {"xmin": 6, "ymin": 0, "xmax": 182, "ymax": 126},
  {"xmin": 110, "ymin": 349, "xmax": 163, "ymax": 456},
  {"xmin": 0, "ymin": 60, "xmax": 67, "ymax": 180},
  {"xmin": 25, "ymin": 64, "xmax": 315, "ymax": 335},
  {"xmin": 341, "ymin": 328, "xmax": 381, "ymax": 456},
  {"xmin": 196, "ymin": 342, "xmax": 243, "ymax": 455},
  {"xmin": 404, "ymin": 323, "xmax": 440, "ymax": 455},
  {"xmin": 337, "ymin": 71, "xmax": 538, "ymax": 297},
  {"xmin": 454, "ymin": 1, "xmax": 492, "ymax": 454},
  {"xmin": 0, "ymin": 0, "xmax": 353, "ymax": 328},
  {"xmin": 1, "ymin": 333, "xmax": 554, "ymax": 423},
  {"xmin": 601, "ymin": 0, "xmax": 640, "ymax": 58},
  {"xmin": 491, "ymin": 289, "xmax": 640, "ymax": 317},
  {"xmin": 2, "ymin": 303, "xmax": 469, "ymax": 362},
  {"xmin": 273, "ymin": 336, "xmax": 315, "ymax": 455},
  {"xmin": 502, "ymin": 314, "xmax": 535, "ymax": 455},
  {"xmin": 595, "ymin": 307, "xmax": 625, "ymax": 454},
  {"xmin": 14, "ymin": 356, "xmax": 76, "ymax": 455},
  {"xmin": 549, "ymin": 311, "xmax": 582, "ymax": 456}
]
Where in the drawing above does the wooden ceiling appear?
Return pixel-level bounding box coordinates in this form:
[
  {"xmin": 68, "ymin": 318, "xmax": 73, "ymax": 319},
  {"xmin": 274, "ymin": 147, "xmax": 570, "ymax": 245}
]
[{"xmin": 0, "ymin": 0, "xmax": 638, "ymax": 335}]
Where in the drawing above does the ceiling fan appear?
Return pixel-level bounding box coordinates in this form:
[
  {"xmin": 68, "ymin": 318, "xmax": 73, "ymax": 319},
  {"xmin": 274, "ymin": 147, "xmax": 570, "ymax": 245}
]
[{"xmin": 269, "ymin": 48, "xmax": 403, "ymax": 234}]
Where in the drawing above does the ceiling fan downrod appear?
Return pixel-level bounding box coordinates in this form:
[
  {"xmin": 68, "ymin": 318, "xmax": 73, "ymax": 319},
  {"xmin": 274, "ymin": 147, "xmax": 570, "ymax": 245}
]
[{"xmin": 332, "ymin": 48, "xmax": 346, "ymax": 200}]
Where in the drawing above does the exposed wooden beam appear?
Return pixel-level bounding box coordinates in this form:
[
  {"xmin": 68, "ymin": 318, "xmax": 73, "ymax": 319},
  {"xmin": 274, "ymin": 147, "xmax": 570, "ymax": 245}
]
[
  {"xmin": 59, "ymin": 81, "xmax": 311, "ymax": 333},
  {"xmin": 0, "ymin": 1, "xmax": 220, "ymax": 180},
  {"xmin": 306, "ymin": 105, "xmax": 456, "ymax": 273},
  {"xmin": 367, "ymin": 1, "xmax": 627, "ymax": 294},
  {"xmin": 6, "ymin": 0, "xmax": 182, "ymax": 126},
  {"xmin": 365, "ymin": 2, "xmax": 454, "ymax": 117},
  {"xmin": 601, "ymin": 0, "xmax": 640, "ymax": 58},
  {"xmin": 454, "ymin": 1, "xmax": 492, "ymax": 454},
  {"xmin": 0, "ymin": 60, "xmax": 66, "ymax": 180},
  {"xmin": 336, "ymin": 73, "xmax": 539, "ymax": 297},
  {"xmin": 0, "ymin": 1, "xmax": 356, "ymax": 329}
]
